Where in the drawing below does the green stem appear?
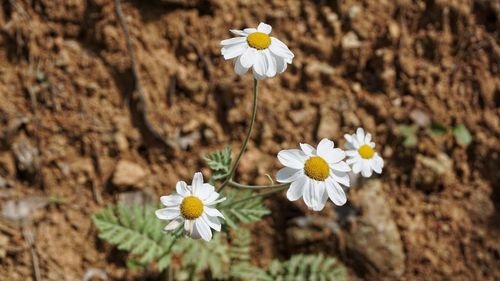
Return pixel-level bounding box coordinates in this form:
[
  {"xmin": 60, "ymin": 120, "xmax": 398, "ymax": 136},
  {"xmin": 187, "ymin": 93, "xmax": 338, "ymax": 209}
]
[
  {"xmin": 230, "ymin": 185, "xmax": 288, "ymax": 205},
  {"xmin": 228, "ymin": 180, "xmax": 288, "ymax": 190},
  {"xmin": 219, "ymin": 78, "xmax": 259, "ymax": 191},
  {"xmin": 158, "ymin": 226, "xmax": 183, "ymax": 272}
]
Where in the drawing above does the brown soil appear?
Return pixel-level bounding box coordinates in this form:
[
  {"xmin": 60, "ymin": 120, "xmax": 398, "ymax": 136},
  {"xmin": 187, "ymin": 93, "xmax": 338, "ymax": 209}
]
[{"xmin": 0, "ymin": 0, "xmax": 499, "ymax": 280}]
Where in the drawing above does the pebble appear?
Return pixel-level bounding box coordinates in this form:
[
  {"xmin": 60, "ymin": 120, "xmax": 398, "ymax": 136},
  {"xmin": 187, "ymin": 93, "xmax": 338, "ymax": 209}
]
[{"xmin": 112, "ymin": 160, "xmax": 147, "ymax": 188}]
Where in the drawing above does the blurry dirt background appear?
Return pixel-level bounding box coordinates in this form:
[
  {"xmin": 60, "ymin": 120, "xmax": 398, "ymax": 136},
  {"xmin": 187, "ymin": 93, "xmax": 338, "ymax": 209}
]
[{"xmin": 0, "ymin": 0, "xmax": 499, "ymax": 280}]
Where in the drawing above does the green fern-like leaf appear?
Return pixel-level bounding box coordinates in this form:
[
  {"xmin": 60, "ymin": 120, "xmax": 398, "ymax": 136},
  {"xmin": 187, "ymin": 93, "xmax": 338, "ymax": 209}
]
[
  {"xmin": 93, "ymin": 203, "xmax": 233, "ymax": 278},
  {"xmin": 229, "ymin": 228, "xmax": 252, "ymax": 264},
  {"xmin": 233, "ymin": 254, "xmax": 347, "ymax": 281},
  {"xmin": 175, "ymin": 232, "xmax": 231, "ymax": 280},
  {"xmin": 218, "ymin": 190, "xmax": 270, "ymax": 228},
  {"xmin": 92, "ymin": 204, "xmax": 175, "ymax": 271},
  {"xmin": 204, "ymin": 146, "xmax": 232, "ymax": 183}
]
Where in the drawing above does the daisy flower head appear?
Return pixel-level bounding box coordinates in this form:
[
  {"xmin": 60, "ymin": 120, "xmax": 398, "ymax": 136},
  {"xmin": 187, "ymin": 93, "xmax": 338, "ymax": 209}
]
[
  {"xmin": 155, "ymin": 172, "xmax": 225, "ymax": 242},
  {"xmin": 344, "ymin": 128, "xmax": 384, "ymax": 178},
  {"xmin": 276, "ymin": 139, "xmax": 351, "ymax": 211},
  {"xmin": 220, "ymin": 22, "xmax": 294, "ymax": 80}
]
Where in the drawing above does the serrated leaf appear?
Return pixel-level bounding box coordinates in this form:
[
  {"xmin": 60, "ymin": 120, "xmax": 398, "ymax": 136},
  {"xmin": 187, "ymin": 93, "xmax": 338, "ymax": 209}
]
[
  {"xmin": 204, "ymin": 146, "xmax": 232, "ymax": 182},
  {"xmin": 452, "ymin": 124, "xmax": 472, "ymax": 146},
  {"xmin": 92, "ymin": 204, "xmax": 174, "ymax": 271},
  {"xmin": 219, "ymin": 190, "xmax": 270, "ymax": 228}
]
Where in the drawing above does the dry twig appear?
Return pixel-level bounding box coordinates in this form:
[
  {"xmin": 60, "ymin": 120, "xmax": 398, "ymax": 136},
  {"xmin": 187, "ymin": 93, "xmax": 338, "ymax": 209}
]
[
  {"xmin": 22, "ymin": 225, "xmax": 42, "ymax": 281},
  {"xmin": 114, "ymin": 0, "xmax": 175, "ymax": 152}
]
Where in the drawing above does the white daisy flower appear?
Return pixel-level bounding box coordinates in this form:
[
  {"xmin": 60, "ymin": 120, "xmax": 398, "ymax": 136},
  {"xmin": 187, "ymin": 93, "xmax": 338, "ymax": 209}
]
[
  {"xmin": 276, "ymin": 138, "xmax": 351, "ymax": 210},
  {"xmin": 155, "ymin": 172, "xmax": 225, "ymax": 242},
  {"xmin": 220, "ymin": 22, "xmax": 294, "ymax": 80},
  {"xmin": 344, "ymin": 128, "xmax": 384, "ymax": 178}
]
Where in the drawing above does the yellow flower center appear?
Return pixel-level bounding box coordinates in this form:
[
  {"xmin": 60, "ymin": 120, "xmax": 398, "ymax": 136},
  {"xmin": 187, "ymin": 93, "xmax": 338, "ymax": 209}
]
[
  {"xmin": 180, "ymin": 196, "xmax": 204, "ymax": 220},
  {"xmin": 247, "ymin": 32, "xmax": 271, "ymax": 50},
  {"xmin": 304, "ymin": 156, "xmax": 330, "ymax": 181},
  {"xmin": 358, "ymin": 144, "xmax": 375, "ymax": 159}
]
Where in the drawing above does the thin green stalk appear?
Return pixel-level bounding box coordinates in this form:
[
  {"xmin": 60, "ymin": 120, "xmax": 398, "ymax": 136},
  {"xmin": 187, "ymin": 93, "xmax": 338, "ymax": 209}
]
[
  {"xmin": 158, "ymin": 226, "xmax": 183, "ymax": 271},
  {"xmin": 228, "ymin": 180, "xmax": 288, "ymax": 189},
  {"xmin": 219, "ymin": 78, "xmax": 259, "ymax": 191},
  {"xmin": 229, "ymin": 185, "xmax": 288, "ymax": 205}
]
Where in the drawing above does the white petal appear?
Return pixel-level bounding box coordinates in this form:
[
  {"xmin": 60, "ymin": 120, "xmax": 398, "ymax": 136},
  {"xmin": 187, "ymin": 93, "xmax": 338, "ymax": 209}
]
[
  {"xmin": 371, "ymin": 159, "xmax": 382, "ymax": 174},
  {"xmin": 222, "ymin": 44, "xmax": 247, "ymax": 60},
  {"xmin": 302, "ymin": 178, "xmax": 314, "ymax": 209},
  {"xmin": 164, "ymin": 217, "xmax": 184, "ymax": 231},
  {"xmin": 345, "ymin": 150, "xmax": 358, "ymax": 157},
  {"xmin": 356, "ymin": 128, "xmax": 365, "ymax": 144},
  {"xmin": 188, "ymin": 220, "xmax": 201, "ymax": 239},
  {"xmin": 183, "ymin": 219, "xmax": 192, "ymax": 232},
  {"xmin": 194, "ymin": 219, "xmax": 212, "ymax": 241},
  {"xmin": 346, "ymin": 157, "xmax": 357, "ymax": 165},
  {"xmin": 331, "ymin": 170, "xmax": 350, "ymax": 186},
  {"xmin": 317, "ymin": 138, "xmax": 334, "ymax": 157},
  {"xmin": 202, "ymin": 213, "xmax": 221, "ymax": 232},
  {"xmin": 194, "ymin": 183, "xmax": 215, "ymax": 201},
  {"xmin": 286, "ymin": 175, "xmax": 306, "ymax": 201},
  {"xmin": 269, "ymin": 37, "xmax": 294, "ymax": 59},
  {"xmin": 361, "ymin": 161, "xmax": 373, "ymax": 177},
  {"xmin": 312, "ymin": 181, "xmax": 327, "ymax": 211},
  {"xmin": 374, "ymin": 154, "xmax": 384, "ymax": 168},
  {"xmin": 352, "ymin": 161, "xmax": 362, "ymax": 174},
  {"xmin": 300, "ymin": 143, "xmax": 316, "ymax": 156},
  {"xmin": 275, "ymin": 56, "xmax": 287, "ymax": 74},
  {"xmin": 155, "ymin": 207, "xmax": 180, "ymax": 220},
  {"xmin": 243, "ymin": 28, "xmax": 257, "ymax": 34},
  {"xmin": 364, "ymin": 133, "xmax": 372, "ymax": 143},
  {"xmin": 220, "ymin": 37, "xmax": 246, "ymax": 46},
  {"xmin": 276, "ymin": 167, "xmax": 302, "ymax": 183},
  {"xmin": 321, "ymin": 148, "xmax": 346, "ymax": 164},
  {"xmin": 202, "ymin": 191, "xmax": 220, "ymax": 205},
  {"xmin": 252, "ymin": 69, "xmax": 267, "ymax": 80},
  {"xmin": 257, "ymin": 22, "xmax": 272, "ymax": 34},
  {"xmin": 264, "ymin": 49, "xmax": 277, "ymax": 77},
  {"xmin": 176, "ymin": 181, "xmax": 190, "ymax": 196},
  {"xmin": 204, "ymin": 206, "xmax": 224, "ymax": 218},
  {"xmin": 191, "ymin": 172, "xmax": 204, "ymax": 194},
  {"xmin": 160, "ymin": 194, "xmax": 183, "ymax": 207},
  {"xmin": 330, "ymin": 161, "xmax": 351, "ymax": 172},
  {"xmin": 326, "ymin": 178, "xmax": 347, "ymax": 206},
  {"xmin": 234, "ymin": 56, "xmax": 249, "ymax": 75},
  {"xmin": 344, "ymin": 134, "xmax": 353, "ymax": 143},
  {"xmin": 230, "ymin": 29, "xmax": 247, "ymax": 36},
  {"xmin": 277, "ymin": 149, "xmax": 306, "ymax": 169},
  {"xmin": 240, "ymin": 48, "xmax": 257, "ymax": 68},
  {"xmin": 253, "ymin": 52, "xmax": 268, "ymax": 76}
]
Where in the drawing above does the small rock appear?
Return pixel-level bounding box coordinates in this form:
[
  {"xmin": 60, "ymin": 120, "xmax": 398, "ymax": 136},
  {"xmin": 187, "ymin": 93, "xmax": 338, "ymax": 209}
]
[
  {"xmin": 1, "ymin": 196, "xmax": 48, "ymax": 221},
  {"xmin": 12, "ymin": 138, "xmax": 40, "ymax": 183},
  {"xmin": 342, "ymin": 32, "xmax": 361, "ymax": 49},
  {"xmin": 304, "ymin": 61, "xmax": 336, "ymax": 77},
  {"xmin": 112, "ymin": 160, "xmax": 146, "ymax": 188},
  {"xmin": 317, "ymin": 111, "xmax": 340, "ymax": 139},
  {"xmin": 345, "ymin": 180, "xmax": 405, "ymax": 277},
  {"xmin": 348, "ymin": 5, "xmax": 362, "ymax": 19},
  {"xmin": 288, "ymin": 108, "xmax": 315, "ymax": 125},
  {"xmin": 410, "ymin": 109, "xmax": 430, "ymax": 127},
  {"xmin": 83, "ymin": 268, "xmax": 108, "ymax": 281},
  {"xmin": 117, "ymin": 191, "xmax": 154, "ymax": 206},
  {"xmin": 113, "ymin": 133, "xmax": 129, "ymax": 153},
  {"xmin": 388, "ymin": 22, "xmax": 401, "ymax": 41},
  {"xmin": 412, "ymin": 153, "xmax": 454, "ymax": 193}
]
